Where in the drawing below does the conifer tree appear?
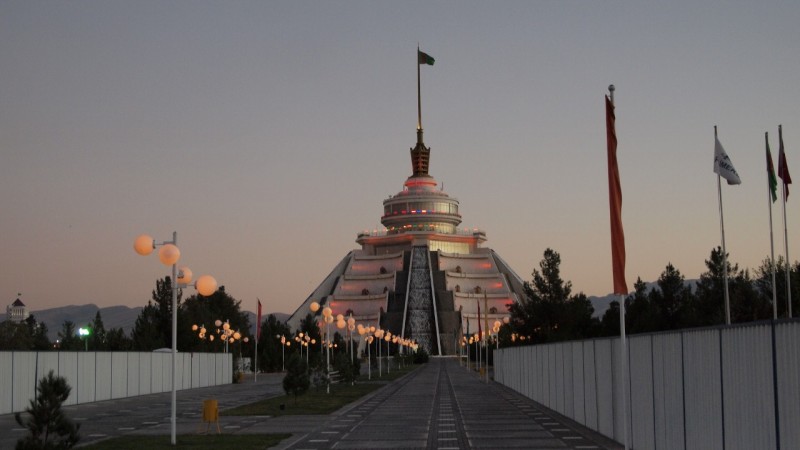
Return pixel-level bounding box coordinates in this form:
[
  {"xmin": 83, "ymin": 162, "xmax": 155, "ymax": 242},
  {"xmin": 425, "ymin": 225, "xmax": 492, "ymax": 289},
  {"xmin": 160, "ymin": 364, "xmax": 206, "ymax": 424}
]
[{"xmin": 15, "ymin": 371, "xmax": 80, "ymax": 449}]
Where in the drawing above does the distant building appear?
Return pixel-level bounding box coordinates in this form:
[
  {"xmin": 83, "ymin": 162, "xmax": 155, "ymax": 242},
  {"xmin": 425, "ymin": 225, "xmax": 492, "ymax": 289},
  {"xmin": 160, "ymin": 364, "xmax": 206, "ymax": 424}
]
[
  {"xmin": 7, "ymin": 298, "xmax": 29, "ymax": 323},
  {"xmin": 286, "ymin": 122, "xmax": 526, "ymax": 356}
]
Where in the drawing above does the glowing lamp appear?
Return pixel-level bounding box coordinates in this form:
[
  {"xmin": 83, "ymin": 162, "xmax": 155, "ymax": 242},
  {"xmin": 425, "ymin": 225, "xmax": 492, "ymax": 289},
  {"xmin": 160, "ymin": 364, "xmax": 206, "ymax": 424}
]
[
  {"xmin": 178, "ymin": 266, "xmax": 193, "ymax": 285},
  {"xmin": 347, "ymin": 317, "xmax": 355, "ymax": 326},
  {"xmin": 200, "ymin": 327, "xmax": 206, "ymax": 334},
  {"xmin": 336, "ymin": 320, "xmax": 345, "ymax": 329},
  {"xmin": 348, "ymin": 324, "xmax": 355, "ymax": 331},
  {"xmin": 324, "ymin": 315, "xmax": 334, "ymax": 324},
  {"xmin": 134, "ymin": 235, "xmax": 155, "ymax": 256},
  {"xmin": 336, "ymin": 314, "xmax": 344, "ymax": 322},
  {"xmin": 209, "ymin": 335, "xmax": 215, "ymax": 342},
  {"xmin": 358, "ymin": 327, "xmax": 365, "ymax": 335},
  {"xmin": 310, "ymin": 301, "xmax": 320, "ymax": 312},
  {"xmin": 158, "ymin": 244, "xmax": 181, "ymax": 266},
  {"xmin": 191, "ymin": 324, "xmax": 198, "ymax": 331},
  {"xmin": 494, "ymin": 320, "xmax": 501, "ymax": 329},
  {"xmin": 214, "ymin": 319, "xmax": 223, "ymax": 328},
  {"xmin": 223, "ymin": 322, "xmax": 230, "ymax": 331},
  {"xmin": 243, "ymin": 337, "xmax": 249, "ymax": 343},
  {"xmin": 322, "ymin": 307, "xmax": 332, "ymax": 318},
  {"xmin": 229, "ymin": 338, "xmax": 234, "ymax": 344},
  {"xmin": 195, "ymin": 275, "xmax": 218, "ymax": 296},
  {"xmin": 233, "ymin": 331, "xmax": 241, "ymax": 340},
  {"xmin": 503, "ymin": 316, "xmax": 510, "ymax": 324}
]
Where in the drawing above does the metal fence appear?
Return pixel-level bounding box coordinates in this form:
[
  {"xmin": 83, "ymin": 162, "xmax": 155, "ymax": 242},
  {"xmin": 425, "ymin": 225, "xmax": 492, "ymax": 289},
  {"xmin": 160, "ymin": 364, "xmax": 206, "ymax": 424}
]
[
  {"xmin": 494, "ymin": 320, "xmax": 800, "ymax": 450},
  {"xmin": 0, "ymin": 351, "xmax": 232, "ymax": 415}
]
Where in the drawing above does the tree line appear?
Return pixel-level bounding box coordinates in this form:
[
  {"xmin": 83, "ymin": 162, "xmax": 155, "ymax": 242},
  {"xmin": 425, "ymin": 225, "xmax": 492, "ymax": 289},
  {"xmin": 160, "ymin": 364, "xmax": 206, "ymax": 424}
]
[
  {"xmin": 505, "ymin": 247, "xmax": 799, "ymax": 346},
  {"xmin": 0, "ymin": 277, "xmax": 251, "ymax": 354}
]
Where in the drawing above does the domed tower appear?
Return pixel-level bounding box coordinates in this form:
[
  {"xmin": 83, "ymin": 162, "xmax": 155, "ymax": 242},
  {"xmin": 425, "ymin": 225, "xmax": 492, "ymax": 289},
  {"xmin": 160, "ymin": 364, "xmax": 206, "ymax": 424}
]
[{"xmin": 286, "ymin": 50, "xmax": 525, "ymax": 355}]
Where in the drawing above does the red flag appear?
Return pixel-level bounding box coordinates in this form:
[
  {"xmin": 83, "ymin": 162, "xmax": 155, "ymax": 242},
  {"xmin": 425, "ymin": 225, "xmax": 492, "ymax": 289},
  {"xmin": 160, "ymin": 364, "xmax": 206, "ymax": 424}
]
[
  {"xmin": 256, "ymin": 299, "xmax": 263, "ymax": 340},
  {"xmin": 606, "ymin": 95, "xmax": 628, "ymax": 295},
  {"xmin": 779, "ymin": 125, "xmax": 791, "ymax": 199},
  {"xmin": 477, "ymin": 299, "xmax": 482, "ymax": 339}
]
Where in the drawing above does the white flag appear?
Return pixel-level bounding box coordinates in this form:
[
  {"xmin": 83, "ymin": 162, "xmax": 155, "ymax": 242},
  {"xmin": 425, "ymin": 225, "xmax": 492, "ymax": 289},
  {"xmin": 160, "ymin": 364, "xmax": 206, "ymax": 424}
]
[{"xmin": 714, "ymin": 136, "xmax": 742, "ymax": 185}]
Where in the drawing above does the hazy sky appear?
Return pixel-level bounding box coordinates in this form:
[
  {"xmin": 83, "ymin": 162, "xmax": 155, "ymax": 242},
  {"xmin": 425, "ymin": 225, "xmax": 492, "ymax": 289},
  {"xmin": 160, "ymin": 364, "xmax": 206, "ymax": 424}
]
[{"xmin": 3, "ymin": 1, "xmax": 800, "ymax": 316}]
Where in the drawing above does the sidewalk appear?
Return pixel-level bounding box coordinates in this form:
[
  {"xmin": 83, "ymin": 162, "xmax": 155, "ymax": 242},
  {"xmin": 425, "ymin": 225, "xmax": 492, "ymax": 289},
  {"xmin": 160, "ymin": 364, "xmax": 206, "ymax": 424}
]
[
  {"xmin": 3, "ymin": 359, "xmax": 623, "ymax": 449},
  {"xmin": 275, "ymin": 358, "xmax": 623, "ymax": 449}
]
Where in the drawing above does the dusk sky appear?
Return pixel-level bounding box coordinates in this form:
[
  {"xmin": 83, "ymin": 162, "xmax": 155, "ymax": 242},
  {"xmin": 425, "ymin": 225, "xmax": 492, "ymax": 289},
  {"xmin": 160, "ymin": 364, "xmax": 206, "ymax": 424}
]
[{"xmin": 3, "ymin": 1, "xmax": 800, "ymax": 316}]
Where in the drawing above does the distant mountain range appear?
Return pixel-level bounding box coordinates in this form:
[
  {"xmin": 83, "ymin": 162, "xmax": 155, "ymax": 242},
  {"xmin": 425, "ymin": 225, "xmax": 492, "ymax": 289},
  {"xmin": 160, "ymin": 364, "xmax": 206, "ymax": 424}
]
[{"xmin": 29, "ymin": 304, "xmax": 289, "ymax": 341}]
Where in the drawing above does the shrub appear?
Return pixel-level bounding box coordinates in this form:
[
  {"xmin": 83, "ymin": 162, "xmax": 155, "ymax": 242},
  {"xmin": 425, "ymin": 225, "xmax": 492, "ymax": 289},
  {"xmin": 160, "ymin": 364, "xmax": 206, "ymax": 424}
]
[
  {"xmin": 15, "ymin": 370, "xmax": 80, "ymax": 449},
  {"xmin": 282, "ymin": 355, "xmax": 310, "ymax": 404}
]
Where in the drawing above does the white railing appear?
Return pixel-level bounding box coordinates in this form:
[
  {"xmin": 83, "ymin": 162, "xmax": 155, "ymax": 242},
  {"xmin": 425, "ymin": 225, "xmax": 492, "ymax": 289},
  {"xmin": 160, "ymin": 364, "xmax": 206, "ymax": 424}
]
[
  {"xmin": 0, "ymin": 351, "xmax": 232, "ymax": 415},
  {"xmin": 494, "ymin": 320, "xmax": 800, "ymax": 450}
]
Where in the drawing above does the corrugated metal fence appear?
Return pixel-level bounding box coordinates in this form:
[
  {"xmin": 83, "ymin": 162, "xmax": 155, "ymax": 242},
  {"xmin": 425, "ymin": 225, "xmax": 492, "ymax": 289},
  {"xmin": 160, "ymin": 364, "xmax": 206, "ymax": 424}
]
[
  {"xmin": 0, "ymin": 351, "xmax": 232, "ymax": 415},
  {"xmin": 494, "ymin": 320, "xmax": 800, "ymax": 450}
]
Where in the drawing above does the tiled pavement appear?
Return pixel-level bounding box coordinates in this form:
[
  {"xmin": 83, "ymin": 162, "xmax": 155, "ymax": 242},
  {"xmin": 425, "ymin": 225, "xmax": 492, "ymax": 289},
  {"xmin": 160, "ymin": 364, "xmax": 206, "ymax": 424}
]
[{"xmin": 280, "ymin": 358, "xmax": 622, "ymax": 449}]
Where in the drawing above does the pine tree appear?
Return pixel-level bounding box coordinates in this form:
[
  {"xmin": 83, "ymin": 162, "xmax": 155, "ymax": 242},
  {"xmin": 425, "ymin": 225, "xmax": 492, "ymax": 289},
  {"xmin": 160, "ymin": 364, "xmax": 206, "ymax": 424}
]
[{"xmin": 15, "ymin": 371, "xmax": 80, "ymax": 449}]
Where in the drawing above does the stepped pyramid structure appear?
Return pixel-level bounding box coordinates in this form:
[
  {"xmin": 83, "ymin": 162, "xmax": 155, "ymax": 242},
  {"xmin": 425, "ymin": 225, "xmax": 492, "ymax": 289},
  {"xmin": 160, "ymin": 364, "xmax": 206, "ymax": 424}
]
[
  {"xmin": 286, "ymin": 126, "xmax": 526, "ymax": 356},
  {"xmin": 287, "ymin": 53, "xmax": 526, "ymax": 355}
]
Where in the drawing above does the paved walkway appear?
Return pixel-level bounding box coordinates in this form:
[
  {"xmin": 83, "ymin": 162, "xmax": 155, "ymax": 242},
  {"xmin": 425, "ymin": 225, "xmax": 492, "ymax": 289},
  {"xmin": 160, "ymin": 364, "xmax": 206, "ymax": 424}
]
[
  {"xmin": 2, "ymin": 359, "xmax": 622, "ymax": 449},
  {"xmin": 279, "ymin": 358, "xmax": 621, "ymax": 449}
]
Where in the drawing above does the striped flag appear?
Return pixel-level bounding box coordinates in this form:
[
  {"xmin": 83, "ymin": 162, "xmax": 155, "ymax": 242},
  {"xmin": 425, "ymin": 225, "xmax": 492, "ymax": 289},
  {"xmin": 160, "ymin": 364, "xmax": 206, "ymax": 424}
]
[
  {"xmin": 606, "ymin": 95, "xmax": 628, "ymax": 295},
  {"xmin": 767, "ymin": 135, "xmax": 778, "ymax": 203}
]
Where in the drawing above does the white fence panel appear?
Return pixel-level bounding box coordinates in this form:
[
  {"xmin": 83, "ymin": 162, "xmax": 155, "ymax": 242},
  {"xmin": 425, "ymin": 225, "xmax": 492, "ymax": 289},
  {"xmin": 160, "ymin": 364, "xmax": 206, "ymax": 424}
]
[
  {"xmin": 594, "ymin": 339, "xmax": 615, "ymax": 438},
  {"xmin": 652, "ymin": 333, "xmax": 684, "ymax": 450},
  {"xmin": 0, "ymin": 353, "xmax": 13, "ymax": 414},
  {"xmin": 681, "ymin": 329, "xmax": 724, "ymax": 450},
  {"xmin": 571, "ymin": 341, "xmax": 585, "ymax": 424},
  {"xmin": 127, "ymin": 353, "xmax": 140, "ymax": 397},
  {"xmin": 721, "ymin": 325, "xmax": 776, "ymax": 450},
  {"xmin": 555, "ymin": 343, "xmax": 565, "ymax": 414},
  {"xmin": 562, "ymin": 343, "xmax": 574, "ymax": 418},
  {"xmin": 58, "ymin": 353, "xmax": 79, "ymax": 406},
  {"xmin": 77, "ymin": 352, "xmax": 97, "ymax": 403},
  {"xmin": 582, "ymin": 340, "xmax": 598, "ymax": 431},
  {"xmin": 139, "ymin": 353, "xmax": 152, "ymax": 394},
  {"xmin": 12, "ymin": 352, "xmax": 37, "ymax": 413},
  {"xmin": 95, "ymin": 352, "xmax": 111, "ymax": 402},
  {"xmin": 629, "ymin": 335, "xmax": 655, "ymax": 450},
  {"xmin": 111, "ymin": 352, "xmax": 128, "ymax": 399},
  {"xmin": 776, "ymin": 321, "xmax": 800, "ymax": 449}
]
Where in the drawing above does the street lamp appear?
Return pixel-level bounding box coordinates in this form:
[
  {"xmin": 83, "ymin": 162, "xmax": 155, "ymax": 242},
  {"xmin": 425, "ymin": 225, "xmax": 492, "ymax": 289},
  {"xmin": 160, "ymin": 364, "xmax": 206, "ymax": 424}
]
[
  {"xmin": 78, "ymin": 327, "xmax": 90, "ymax": 351},
  {"xmin": 134, "ymin": 232, "xmax": 217, "ymax": 446}
]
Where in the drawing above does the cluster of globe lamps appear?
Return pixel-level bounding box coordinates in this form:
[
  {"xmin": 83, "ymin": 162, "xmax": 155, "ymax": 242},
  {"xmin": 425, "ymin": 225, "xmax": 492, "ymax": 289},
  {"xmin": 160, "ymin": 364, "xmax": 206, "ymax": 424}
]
[{"xmin": 133, "ymin": 232, "xmax": 218, "ymax": 446}]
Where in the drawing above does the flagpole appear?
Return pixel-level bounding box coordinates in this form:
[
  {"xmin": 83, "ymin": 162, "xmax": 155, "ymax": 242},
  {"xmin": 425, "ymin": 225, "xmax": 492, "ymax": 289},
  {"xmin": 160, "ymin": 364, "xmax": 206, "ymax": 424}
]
[
  {"xmin": 779, "ymin": 124, "xmax": 792, "ymax": 318},
  {"xmin": 417, "ymin": 45, "xmax": 422, "ymax": 141},
  {"xmin": 608, "ymin": 85, "xmax": 629, "ymax": 450},
  {"xmin": 767, "ymin": 132, "xmax": 778, "ymax": 320},
  {"xmin": 254, "ymin": 303, "xmax": 259, "ymax": 383},
  {"xmin": 715, "ymin": 126, "xmax": 732, "ymax": 325}
]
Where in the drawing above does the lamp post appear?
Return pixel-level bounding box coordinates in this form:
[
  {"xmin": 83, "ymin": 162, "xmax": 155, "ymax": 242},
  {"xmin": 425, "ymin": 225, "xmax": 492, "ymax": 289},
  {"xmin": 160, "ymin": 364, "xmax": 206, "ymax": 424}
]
[
  {"xmin": 277, "ymin": 335, "xmax": 286, "ymax": 372},
  {"xmin": 134, "ymin": 232, "xmax": 217, "ymax": 446},
  {"xmin": 78, "ymin": 327, "xmax": 90, "ymax": 351}
]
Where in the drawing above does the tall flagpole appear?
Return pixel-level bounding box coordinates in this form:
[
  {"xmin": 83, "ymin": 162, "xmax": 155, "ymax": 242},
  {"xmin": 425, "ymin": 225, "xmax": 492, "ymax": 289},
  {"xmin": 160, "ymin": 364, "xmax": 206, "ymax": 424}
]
[
  {"xmin": 607, "ymin": 85, "xmax": 628, "ymax": 450},
  {"xmin": 779, "ymin": 125, "xmax": 792, "ymax": 318},
  {"xmin": 716, "ymin": 126, "xmax": 732, "ymax": 325},
  {"xmin": 417, "ymin": 45, "xmax": 423, "ymax": 143},
  {"xmin": 767, "ymin": 133, "xmax": 778, "ymax": 320}
]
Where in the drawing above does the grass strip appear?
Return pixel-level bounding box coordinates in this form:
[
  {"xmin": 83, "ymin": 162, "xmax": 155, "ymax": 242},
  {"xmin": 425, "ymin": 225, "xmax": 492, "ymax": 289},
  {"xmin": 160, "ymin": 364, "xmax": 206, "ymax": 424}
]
[
  {"xmin": 224, "ymin": 363, "xmax": 421, "ymax": 417},
  {"xmin": 80, "ymin": 433, "xmax": 290, "ymax": 449}
]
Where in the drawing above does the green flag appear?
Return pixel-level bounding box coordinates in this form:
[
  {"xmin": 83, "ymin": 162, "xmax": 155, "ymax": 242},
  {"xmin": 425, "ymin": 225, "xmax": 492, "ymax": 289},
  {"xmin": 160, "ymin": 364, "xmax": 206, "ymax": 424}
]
[
  {"xmin": 418, "ymin": 50, "xmax": 435, "ymax": 65},
  {"xmin": 767, "ymin": 134, "xmax": 778, "ymax": 203}
]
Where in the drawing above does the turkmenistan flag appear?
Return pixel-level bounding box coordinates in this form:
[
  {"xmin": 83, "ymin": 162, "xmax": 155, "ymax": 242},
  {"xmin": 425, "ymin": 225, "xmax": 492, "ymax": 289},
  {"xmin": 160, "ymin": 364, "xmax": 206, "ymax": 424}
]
[
  {"xmin": 767, "ymin": 134, "xmax": 778, "ymax": 203},
  {"xmin": 418, "ymin": 50, "xmax": 435, "ymax": 65}
]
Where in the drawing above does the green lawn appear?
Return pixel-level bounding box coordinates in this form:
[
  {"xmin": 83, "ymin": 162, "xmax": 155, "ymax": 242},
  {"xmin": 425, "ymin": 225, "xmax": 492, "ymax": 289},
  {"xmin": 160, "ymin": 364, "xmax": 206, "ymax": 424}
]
[
  {"xmin": 224, "ymin": 363, "xmax": 421, "ymax": 417},
  {"xmin": 80, "ymin": 434, "xmax": 290, "ymax": 450}
]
